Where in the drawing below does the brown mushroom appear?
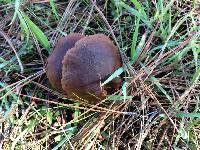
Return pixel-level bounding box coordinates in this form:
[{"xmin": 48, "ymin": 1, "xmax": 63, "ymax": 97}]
[
  {"xmin": 46, "ymin": 33, "xmax": 85, "ymax": 91},
  {"xmin": 46, "ymin": 33, "xmax": 122, "ymax": 104},
  {"xmin": 61, "ymin": 34, "xmax": 122, "ymax": 104}
]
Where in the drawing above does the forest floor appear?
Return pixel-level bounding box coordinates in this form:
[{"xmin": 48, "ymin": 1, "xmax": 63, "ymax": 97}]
[{"xmin": 0, "ymin": 0, "xmax": 200, "ymax": 149}]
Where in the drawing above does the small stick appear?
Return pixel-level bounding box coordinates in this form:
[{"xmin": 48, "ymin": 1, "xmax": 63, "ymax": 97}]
[
  {"xmin": 90, "ymin": 0, "xmax": 129, "ymax": 69},
  {"xmin": 0, "ymin": 28, "xmax": 24, "ymax": 73},
  {"xmin": 134, "ymin": 21, "xmax": 160, "ymax": 67}
]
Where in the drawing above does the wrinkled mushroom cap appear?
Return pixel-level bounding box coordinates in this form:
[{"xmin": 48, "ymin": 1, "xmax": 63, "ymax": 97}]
[
  {"xmin": 46, "ymin": 33, "xmax": 85, "ymax": 91},
  {"xmin": 61, "ymin": 34, "xmax": 122, "ymax": 104}
]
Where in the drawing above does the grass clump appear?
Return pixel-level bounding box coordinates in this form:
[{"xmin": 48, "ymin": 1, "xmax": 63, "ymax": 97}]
[{"xmin": 0, "ymin": 0, "xmax": 199, "ymax": 149}]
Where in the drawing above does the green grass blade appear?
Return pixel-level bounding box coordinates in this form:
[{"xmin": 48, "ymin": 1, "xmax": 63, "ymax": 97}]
[
  {"xmin": 101, "ymin": 67, "xmax": 124, "ymax": 86},
  {"xmin": 131, "ymin": 17, "xmax": 140, "ymax": 61},
  {"xmin": 22, "ymin": 14, "xmax": 50, "ymax": 49},
  {"xmin": 0, "ymin": 57, "xmax": 9, "ymax": 69},
  {"xmin": 18, "ymin": 11, "xmax": 30, "ymax": 42},
  {"xmin": 73, "ymin": 103, "xmax": 80, "ymax": 126},
  {"xmin": 50, "ymin": 0, "xmax": 60, "ymax": 20},
  {"xmin": 107, "ymin": 95, "xmax": 133, "ymax": 101},
  {"xmin": 191, "ymin": 67, "xmax": 200, "ymax": 84},
  {"xmin": 46, "ymin": 111, "xmax": 53, "ymax": 124},
  {"xmin": 122, "ymin": 82, "xmax": 127, "ymax": 101},
  {"xmin": 135, "ymin": 32, "xmax": 147, "ymax": 60},
  {"xmin": 52, "ymin": 136, "xmax": 68, "ymax": 150},
  {"xmin": 52, "ymin": 126, "xmax": 77, "ymax": 150},
  {"xmin": 10, "ymin": 0, "xmax": 20, "ymax": 25},
  {"xmin": 141, "ymin": 63, "xmax": 173, "ymax": 103},
  {"xmin": 120, "ymin": 1, "xmax": 152, "ymax": 29},
  {"xmin": 151, "ymin": 76, "xmax": 173, "ymax": 103},
  {"xmin": 131, "ymin": 0, "xmax": 147, "ymax": 19},
  {"xmin": 176, "ymin": 111, "xmax": 200, "ymax": 118}
]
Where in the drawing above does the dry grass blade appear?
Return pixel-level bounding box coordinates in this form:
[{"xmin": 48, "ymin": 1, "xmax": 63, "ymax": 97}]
[
  {"xmin": 148, "ymin": 31, "xmax": 199, "ymax": 69},
  {"xmin": 139, "ymin": 79, "xmax": 178, "ymax": 131},
  {"xmin": 134, "ymin": 21, "xmax": 160, "ymax": 67},
  {"xmin": 68, "ymin": 101, "xmax": 128, "ymax": 148},
  {"xmin": 0, "ymin": 70, "xmax": 45, "ymax": 99},
  {"xmin": 52, "ymin": 0, "xmax": 79, "ymax": 44},
  {"xmin": 0, "ymin": 28, "xmax": 24, "ymax": 73},
  {"xmin": 90, "ymin": 0, "xmax": 129, "ymax": 65}
]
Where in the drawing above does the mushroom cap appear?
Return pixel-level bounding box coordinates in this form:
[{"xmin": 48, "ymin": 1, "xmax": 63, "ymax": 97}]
[
  {"xmin": 46, "ymin": 33, "xmax": 85, "ymax": 91},
  {"xmin": 61, "ymin": 34, "xmax": 122, "ymax": 103}
]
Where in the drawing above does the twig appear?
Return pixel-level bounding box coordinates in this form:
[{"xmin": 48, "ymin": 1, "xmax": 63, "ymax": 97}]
[
  {"xmin": 0, "ymin": 69, "xmax": 45, "ymax": 99},
  {"xmin": 148, "ymin": 31, "xmax": 199, "ymax": 71},
  {"xmin": 52, "ymin": 0, "xmax": 78, "ymax": 44},
  {"xmin": 0, "ymin": 28, "xmax": 24, "ymax": 73},
  {"xmin": 134, "ymin": 21, "xmax": 160, "ymax": 67},
  {"xmin": 16, "ymin": 73, "xmax": 63, "ymax": 97},
  {"xmin": 90, "ymin": 0, "xmax": 119, "ymax": 48},
  {"xmin": 82, "ymin": 4, "xmax": 94, "ymax": 33},
  {"xmin": 90, "ymin": 0, "xmax": 129, "ymax": 65},
  {"xmin": 156, "ymin": 125, "xmax": 169, "ymax": 150},
  {"xmin": 140, "ymin": 79, "xmax": 178, "ymax": 132},
  {"xmin": 30, "ymin": 30, "xmax": 45, "ymax": 65},
  {"xmin": 17, "ymin": 93, "xmax": 133, "ymax": 115}
]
